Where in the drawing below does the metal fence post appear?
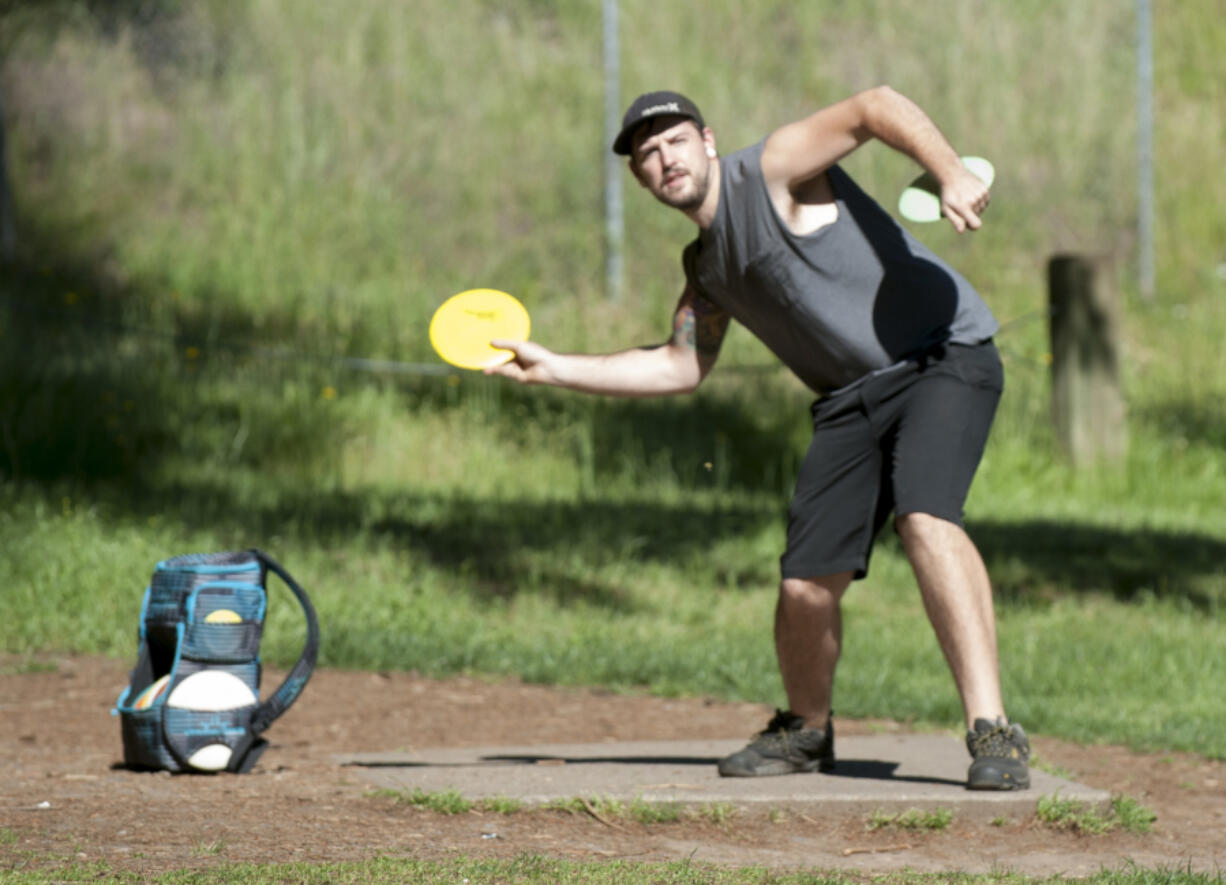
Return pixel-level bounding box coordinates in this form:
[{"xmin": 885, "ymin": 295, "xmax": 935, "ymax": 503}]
[
  {"xmin": 1136, "ymin": 0, "xmax": 1155, "ymax": 300},
  {"xmin": 602, "ymin": 0, "xmax": 623, "ymax": 302}
]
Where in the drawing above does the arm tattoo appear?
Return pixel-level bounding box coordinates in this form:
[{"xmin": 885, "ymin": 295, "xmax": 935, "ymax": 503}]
[
  {"xmin": 673, "ymin": 292, "xmax": 729, "ymax": 360},
  {"xmin": 692, "ymin": 294, "xmax": 730, "ymax": 359},
  {"xmin": 673, "ymin": 304, "xmax": 698, "ymax": 349}
]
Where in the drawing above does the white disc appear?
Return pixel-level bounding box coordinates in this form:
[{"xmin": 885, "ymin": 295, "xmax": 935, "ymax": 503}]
[
  {"xmin": 961, "ymin": 156, "xmax": 996, "ymax": 188},
  {"xmin": 898, "ymin": 156, "xmax": 996, "ymax": 223},
  {"xmin": 897, "ymin": 187, "xmax": 942, "ymax": 223},
  {"xmin": 166, "ymin": 671, "xmax": 257, "ymax": 712},
  {"xmin": 186, "ymin": 743, "xmax": 233, "ymax": 771}
]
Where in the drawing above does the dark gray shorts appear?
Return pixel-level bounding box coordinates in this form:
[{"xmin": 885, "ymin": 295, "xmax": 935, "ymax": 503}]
[{"xmin": 779, "ymin": 340, "xmax": 1003, "ymax": 581}]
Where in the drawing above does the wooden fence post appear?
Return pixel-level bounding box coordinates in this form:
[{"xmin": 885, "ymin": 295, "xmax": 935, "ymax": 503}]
[{"xmin": 1048, "ymin": 254, "xmax": 1126, "ymax": 464}]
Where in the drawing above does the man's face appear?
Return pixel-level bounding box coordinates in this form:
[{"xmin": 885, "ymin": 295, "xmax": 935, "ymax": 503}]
[{"xmin": 629, "ymin": 115, "xmax": 714, "ymax": 212}]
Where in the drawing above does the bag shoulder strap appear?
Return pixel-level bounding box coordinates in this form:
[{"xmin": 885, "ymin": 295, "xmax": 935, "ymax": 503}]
[{"xmin": 248, "ymin": 548, "xmax": 320, "ymax": 735}]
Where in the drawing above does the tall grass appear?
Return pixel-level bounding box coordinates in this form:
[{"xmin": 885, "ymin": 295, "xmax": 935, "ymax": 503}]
[
  {"xmin": 1, "ymin": 1, "xmax": 1225, "ymax": 759},
  {"xmin": 10, "ymin": 0, "xmax": 1222, "ymax": 353}
]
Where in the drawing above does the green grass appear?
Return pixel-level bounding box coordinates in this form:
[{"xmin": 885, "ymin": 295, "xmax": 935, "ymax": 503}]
[
  {"xmin": 483, "ymin": 795, "xmax": 527, "ymax": 815},
  {"xmin": 866, "ymin": 807, "xmax": 954, "ymax": 832},
  {"xmin": 1036, "ymin": 793, "xmax": 1158, "ymax": 836},
  {"xmin": 698, "ymin": 802, "xmax": 737, "ymax": 826},
  {"xmin": 628, "ymin": 796, "xmax": 684, "ymax": 824},
  {"xmin": 368, "ymin": 788, "xmax": 525, "ymax": 816},
  {"xmin": 367, "ymin": 791, "xmax": 721, "ymax": 828},
  {"xmin": 373, "ymin": 789, "xmax": 1158, "ymax": 838},
  {"xmin": 0, "ymin": 858, "xmax": 1220, "ymax": 885},
  {"xmin": 365, "ymin": 789, "xmax": 716, "ymax": 833},
  {"xmin": 189, "ymin": 838, "xmax": 227, "ymax": 858},
  {"xmin": 369, "ymin": 787, "xmax": 474, "ymax": 815},
  {"xmin": 1111, "ymin": 796, "xmax": 1160, "ymax": 835}
]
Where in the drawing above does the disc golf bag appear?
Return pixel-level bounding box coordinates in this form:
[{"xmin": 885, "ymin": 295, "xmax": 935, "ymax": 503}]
[{"xmin": 112, "ymin": 549, "xmax": 319, "ymax": 773}]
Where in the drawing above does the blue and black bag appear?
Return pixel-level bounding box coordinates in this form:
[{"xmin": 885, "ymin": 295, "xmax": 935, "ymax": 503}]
[{"xmin": 112, "ymin": 549, "xmax": 319, "ymax": 773}]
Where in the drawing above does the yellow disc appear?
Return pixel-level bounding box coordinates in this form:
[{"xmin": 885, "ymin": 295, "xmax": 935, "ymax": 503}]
[
  {"xmin": 429, "ymin": 289, "xmax": 530, "ymax": 370},
  {"xmin": 204, "ymin": 608, "xmax": 242, "ymax": 624}
]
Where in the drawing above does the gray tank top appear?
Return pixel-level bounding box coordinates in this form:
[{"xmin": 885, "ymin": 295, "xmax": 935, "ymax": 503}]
[{"xmin": 682, "ymin": 139, "xmax": 998, "ymax": 396}]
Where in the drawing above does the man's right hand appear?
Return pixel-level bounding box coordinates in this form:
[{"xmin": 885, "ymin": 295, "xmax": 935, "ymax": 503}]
[{"xmin": 483, "ymin": 339, "xmax": 556, "ymax": 385}]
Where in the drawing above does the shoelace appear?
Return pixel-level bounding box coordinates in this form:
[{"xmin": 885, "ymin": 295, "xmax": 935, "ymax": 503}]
[{"xmin": 970, "ymin": 723, "xmax": 1021, "ymax": 757}]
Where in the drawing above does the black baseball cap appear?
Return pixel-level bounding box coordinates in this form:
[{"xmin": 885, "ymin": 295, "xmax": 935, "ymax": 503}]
[{"xmin": 612, "ymin": 90, "xmax": 706, "ymax": 156}]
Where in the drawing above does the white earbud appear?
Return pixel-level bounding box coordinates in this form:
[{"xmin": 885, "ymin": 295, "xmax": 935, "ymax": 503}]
[{"xmin": 706, "ymin": 146, "xmax": 717, "ymax": 158}]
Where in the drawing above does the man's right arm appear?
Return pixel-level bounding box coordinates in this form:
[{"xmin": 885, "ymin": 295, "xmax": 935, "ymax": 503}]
[{"xmin": 485, "ymin": 285, "xmax": 730, "ymax": 397}]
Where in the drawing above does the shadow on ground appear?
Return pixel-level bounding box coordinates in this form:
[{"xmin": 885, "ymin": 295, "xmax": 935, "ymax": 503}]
[
  {"xmin": 968, "ymin": 519, "xmax": 1226, "ymax": 610},
  {"xmin": 4, "ymin": 228, "xmax": 1225, "ymax": 615},
  {"xmin": 122, "ymin": 475, "xmax": 1226, "ymax": 613}
]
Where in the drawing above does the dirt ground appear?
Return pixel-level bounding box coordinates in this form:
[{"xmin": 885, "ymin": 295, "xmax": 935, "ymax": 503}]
[{"xmin": 2, "ymin": 655, "xmax": 1224, "ymax": 878}]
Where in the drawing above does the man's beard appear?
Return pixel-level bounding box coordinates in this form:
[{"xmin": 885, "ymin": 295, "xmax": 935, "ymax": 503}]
[{"xmin": 657, "ymin": 160, "xmax": 711, "ymax": 211}]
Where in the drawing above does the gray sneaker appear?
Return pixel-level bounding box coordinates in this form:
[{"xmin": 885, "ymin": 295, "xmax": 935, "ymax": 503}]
[
  {"xmin": 718, "ymin": 710, "xmax": 834, "ymax": 777},
  {"xmin": 966, "ymin": 717, "xmax": 1031, "ymax": 790}
]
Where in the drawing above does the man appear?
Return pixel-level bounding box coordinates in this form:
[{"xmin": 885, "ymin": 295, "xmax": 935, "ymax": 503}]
[{"xmin": 486, "ymin": 87, "xmax": 1030, "ymax": 790}]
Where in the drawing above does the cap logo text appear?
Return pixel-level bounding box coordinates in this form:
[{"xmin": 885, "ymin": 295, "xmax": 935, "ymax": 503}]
[{"xmin": 640, "ymin": 101, "xmax": 681, "ymax": 118}]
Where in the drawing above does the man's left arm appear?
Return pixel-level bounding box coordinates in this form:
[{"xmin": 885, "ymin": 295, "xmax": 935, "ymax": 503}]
[{"xmin": 761, "ymin": 85, "xmax": 990, "ymax": 232}]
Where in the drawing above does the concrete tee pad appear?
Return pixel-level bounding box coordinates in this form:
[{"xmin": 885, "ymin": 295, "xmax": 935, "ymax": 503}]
[{"xmin": 339, "ymin": 735, "xmax": 1110, "ymax": 815}]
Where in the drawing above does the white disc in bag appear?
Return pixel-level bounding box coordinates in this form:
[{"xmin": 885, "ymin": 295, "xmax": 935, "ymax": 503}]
[{"xmin": 166, "ymin": 671, "xmax": 256, "ymax": 712}]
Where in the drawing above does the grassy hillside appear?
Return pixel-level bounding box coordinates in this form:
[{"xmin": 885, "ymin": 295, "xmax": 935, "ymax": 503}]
[
  {"xmin": 2, "ymin": 1, "xmax": 1225, "ymax": 757},
  {"xmin": 5, "ymin": 1, "xmax": 1223, "ymax": 347}
]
